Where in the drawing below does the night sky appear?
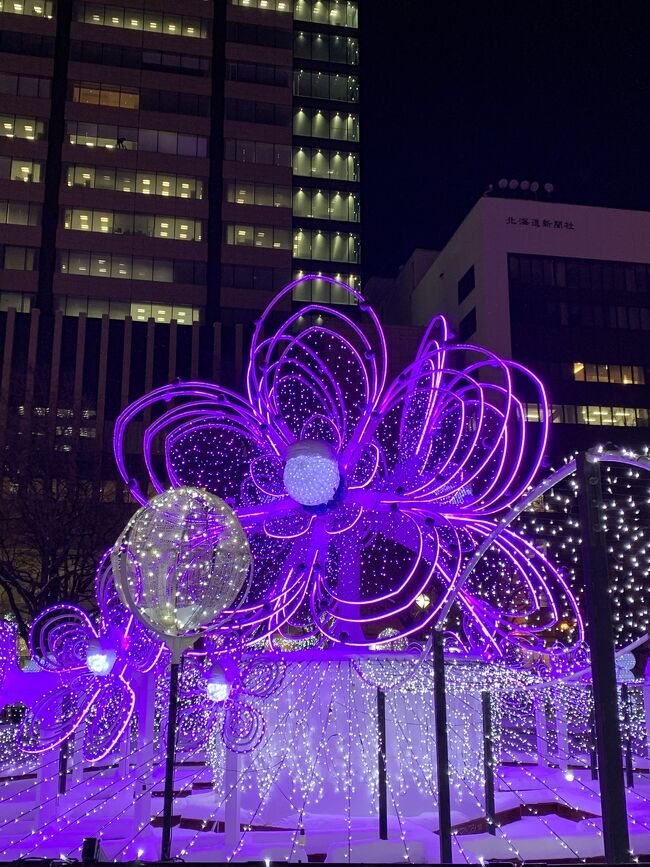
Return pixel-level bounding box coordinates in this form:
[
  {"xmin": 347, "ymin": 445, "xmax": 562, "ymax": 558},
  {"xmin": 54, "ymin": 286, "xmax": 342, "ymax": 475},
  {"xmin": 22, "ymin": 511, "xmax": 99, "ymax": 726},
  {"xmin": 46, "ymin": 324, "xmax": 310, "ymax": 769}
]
[{"xmin": 361, "ymin": 1, "xmax": 650, "ymax": 277}]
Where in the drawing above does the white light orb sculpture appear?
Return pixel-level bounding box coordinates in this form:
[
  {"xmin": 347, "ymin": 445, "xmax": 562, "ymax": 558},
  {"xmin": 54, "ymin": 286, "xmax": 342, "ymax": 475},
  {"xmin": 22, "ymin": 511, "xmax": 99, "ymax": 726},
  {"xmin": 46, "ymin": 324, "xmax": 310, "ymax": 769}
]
[
  {"xmin": 111, "ymin": 487, "xmax": 251, "ymax": 639},
  {"xmin": 283, "ymin": 440, "xmax": 340, "ymax": 507}
]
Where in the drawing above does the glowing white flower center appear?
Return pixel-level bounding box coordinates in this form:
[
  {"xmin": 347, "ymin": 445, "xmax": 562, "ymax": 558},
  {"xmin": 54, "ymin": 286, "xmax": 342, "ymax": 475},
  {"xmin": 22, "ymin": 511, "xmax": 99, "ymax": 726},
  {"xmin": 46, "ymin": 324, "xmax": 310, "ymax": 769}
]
[
  {"xmin": 86, "ymin": 640, "xmax": 116, "ymax": 676},
  {"xmin": 283, "ymin": 441, "xmax": 340, "ymax": 507}
]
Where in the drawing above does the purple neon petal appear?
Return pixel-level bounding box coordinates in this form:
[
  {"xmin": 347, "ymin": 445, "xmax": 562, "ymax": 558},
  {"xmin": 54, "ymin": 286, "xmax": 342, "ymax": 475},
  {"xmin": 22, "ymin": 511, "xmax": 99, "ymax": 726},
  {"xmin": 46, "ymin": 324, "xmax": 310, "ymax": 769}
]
[
  {"xmin": 250, "ymin": 453, "xmax": 285, "ymax": 497},
  {"xmin": 18, "ymin": 673, "xmax": 100, "ymax": 754},
  {"xmin": 347, "ymin": 442, "xmax": 382, "ymax": 489},
  {"xmin": 300, "ymin": 413, "xmax": 342, "ymax": 449},
  {"xmin": 324, "ymin": 501, "xmax": 363, "ymax": 535},
  {"xmin": 167, "ymin": 419, "xmax": 272, "ymax": 506},
  {"xmin": 264, "ymin": 507, "xmax": 315, "ymax": 539},
  {"xmin": 29, "ymin": 605, "xmax": 97, "ymax": 673},
  {"xmin": 82, "ymin": 675, "xmax": 136, "ymax": 762}
]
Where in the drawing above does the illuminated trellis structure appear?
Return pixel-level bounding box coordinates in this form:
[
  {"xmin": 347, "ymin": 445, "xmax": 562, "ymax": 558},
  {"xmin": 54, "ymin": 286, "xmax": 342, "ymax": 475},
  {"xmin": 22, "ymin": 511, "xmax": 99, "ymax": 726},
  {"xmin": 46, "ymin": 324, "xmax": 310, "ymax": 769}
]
[{"xmin": 1, "ymin": 276, "xmax": 650, "ymax": 863}]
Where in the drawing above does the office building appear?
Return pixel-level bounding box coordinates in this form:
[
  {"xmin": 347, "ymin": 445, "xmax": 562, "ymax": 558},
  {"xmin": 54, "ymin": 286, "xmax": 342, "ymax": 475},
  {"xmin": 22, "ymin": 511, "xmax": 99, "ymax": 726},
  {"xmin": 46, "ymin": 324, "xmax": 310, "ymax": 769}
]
[
  {"xmin": 0, "ymin": 0, "xmax": 361, "ymax": 464},
  {"xmin": 0, "ymin": 0, "xmax": 361, "ymax": 325},
  {"xmin": 377, "ymin": 195, "xmax": 650, "ymax": 461}
]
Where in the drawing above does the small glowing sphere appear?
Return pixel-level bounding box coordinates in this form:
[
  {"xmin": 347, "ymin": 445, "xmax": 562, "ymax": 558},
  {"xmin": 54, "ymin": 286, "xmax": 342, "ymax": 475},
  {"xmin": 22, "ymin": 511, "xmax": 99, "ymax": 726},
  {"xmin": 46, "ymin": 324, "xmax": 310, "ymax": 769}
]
[
  {"xmin": 415, "ymin": 593, "xmax": 431, "ymax": 609},
  {"xmin": 283, "ymin": 441, "xmax": 340, "ymax": 507},
  {"xmin": 564, "ymin": 769, "xmax": 575, "ymax": 782},
  {"xmin": 617, "ymin": 652, "xmax": 636, "ymax": 671},
  {"xmin": 86, "ymin": 640, "xmax": 116, "ymax": 676}
]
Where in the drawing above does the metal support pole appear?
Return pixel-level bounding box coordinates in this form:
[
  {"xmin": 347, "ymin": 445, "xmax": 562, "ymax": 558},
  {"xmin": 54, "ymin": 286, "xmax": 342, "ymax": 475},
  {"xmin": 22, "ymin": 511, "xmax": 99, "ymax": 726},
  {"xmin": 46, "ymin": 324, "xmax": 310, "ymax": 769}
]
[
  {"xmin": 555, "ymin": 693, "xmax": 569, "ymax": 772},
  {"xmin": 621, "ymin": 683, "xmax": 634, "ymax": 789},
  {"xmin": 535, "ymin": 694, "xmax": 549, "ymax": 766},
  {"xmin": 481, "ymin": 691, "xmax": 496, "ymax": 836},
  {"xmin": 224, "ymin": 744, "xmax": 241, "ymax": 850},
  {"xmin": 433, "ymin": 630, "xmax": 452, "ymax": 864},
  {"xmin": 377, "ymin": 688, "xmax": 388, "ymax": 840},
  {"xmin": 588, "ymin": 704, "xmax": 598, "ymax": 781},
  {"xmin": 577, "ymin": 451, "xmax": 631, "ymax": 863},
  {"xmin": 58, "ymin": 737, "xmax": 69, "ymax": 796},
  {"xmin": 161, "ymin": 654, "xmax": 181, "ymax": 861},
  {"xmin": 134, "ymin": 671, "xmax": 157, "ymax": 830}
]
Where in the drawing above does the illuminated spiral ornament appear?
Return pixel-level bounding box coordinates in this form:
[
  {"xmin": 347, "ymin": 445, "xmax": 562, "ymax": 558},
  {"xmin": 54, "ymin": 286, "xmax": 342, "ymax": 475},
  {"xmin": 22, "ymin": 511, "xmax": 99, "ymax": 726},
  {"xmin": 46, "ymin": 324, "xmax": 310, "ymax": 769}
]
[
  {"xmin": 221, "ymin": 701, "xmax": 265, "ymax": 753},
  {"xmin": 240, "ymin": 657, "xmax": 286, "ymax": 699}
]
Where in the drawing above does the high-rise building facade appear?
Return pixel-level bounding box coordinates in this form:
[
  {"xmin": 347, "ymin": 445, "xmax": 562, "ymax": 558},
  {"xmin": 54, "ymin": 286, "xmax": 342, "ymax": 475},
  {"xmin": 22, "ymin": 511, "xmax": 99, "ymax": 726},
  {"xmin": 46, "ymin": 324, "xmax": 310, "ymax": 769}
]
[
  {"xmin": 0, "ymin": 0, "xmax": 362, "ymax": 471},
  {"xmin": 0, "ymin": 0, "xmax": 361, "ymax": 326}
]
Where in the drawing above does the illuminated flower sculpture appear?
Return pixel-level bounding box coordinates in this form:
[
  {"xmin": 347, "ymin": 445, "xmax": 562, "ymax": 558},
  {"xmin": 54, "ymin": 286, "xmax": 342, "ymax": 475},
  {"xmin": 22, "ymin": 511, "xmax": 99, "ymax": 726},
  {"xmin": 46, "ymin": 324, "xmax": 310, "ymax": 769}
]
[
  {"xmin": 19, "ymin": 555, "xmax": 166, "ymax": 761},
  {"xmin": 114, "ymin": 276, "xmax": 583, "ymax": 667},
  {"xmin": 178, "ymin": 654, "xmax": 286, "ymax": 754}
]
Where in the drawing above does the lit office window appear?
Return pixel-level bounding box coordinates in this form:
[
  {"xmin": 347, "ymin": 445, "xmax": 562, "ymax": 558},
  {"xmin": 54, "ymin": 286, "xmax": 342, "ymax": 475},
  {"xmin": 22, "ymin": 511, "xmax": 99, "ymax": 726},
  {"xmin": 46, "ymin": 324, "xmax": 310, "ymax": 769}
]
[
  {"xmin": 0, "ymin": 115, "xmax": 46, "ymax": 141},
  {"xmin": 0, "ymin": 157, "xmax": 42, "ymax": 182},
  {"xmin": 75, "ymin": 3, "xmax": 209, "ymax": 37},
  {"xmin": 292, "ymin": 228, "xmax": 360, "ymax": 263},
  {"xmin": 225, "ymin": 224, "xmax": 292, "ymax": 250},
  {"xmin": 64, "ymin": 208, "xmax": 203, "ymax": 241},
  {"xmin": 293, "ymin": 108, "xmax": 359, "ymax": 142},
  {"xmin": 293, "ymin": 188, "xmax": 359, "ymax": 222},
  {"xmin": 73, "ymin": 82, "xmax": 139, "ymax": 109},
  {"xmin": 293, "ymin": 146, "xmax": 359, "ymax": 181},
  {"xmin": 0, "ymin": 291, "xmax": 32, "ymax": 312},
  {"xmin": 66, "ymin": 165, "xmax": 203, "ymax": 199},
  {"xmin": 0, "ymin": 0, "xmax": 54, "ymax": 17},
  {"xmin": 130, "ymin": 302, "xmax": 198, "ymax": 324},
  {"xmin": 571, "ymin": 362, "xmax": 645, "ymax": 385},
  {"xmin": 51, "ymin": 296, "xmax": 200, "ymax": 323},
  {"xmin": 292, "ymin": 271, "xmax": 359, "ymax": 305},
  {"xmin": 229, "ymin": 0, "xmax": 291, "ymax": 11},
  {"xmin": 524, "ymin": 403, "xmax": 650, "ymax": 427},
  {"xmin": 294, "ymin": 0, "xmax": 358, "ymax": 28},
  {"xmin": 226, "ymin": 181, "xmax": 291, "ymax": 208}
]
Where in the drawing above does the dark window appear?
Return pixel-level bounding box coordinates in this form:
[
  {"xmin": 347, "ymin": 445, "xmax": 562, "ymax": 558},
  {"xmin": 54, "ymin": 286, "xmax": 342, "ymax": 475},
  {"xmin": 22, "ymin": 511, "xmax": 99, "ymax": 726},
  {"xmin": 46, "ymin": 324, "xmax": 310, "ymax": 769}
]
[
  {"xmin": 226, "ymin": 21, "xmax": 292, "ymax": 50},
  {"xmin": 128, "ymin": 323, "xmax": 147, "ymax": 403},
  {"xmin": 70, "ymin": 41, "xmax": 209, "ymax": 76},
  {"xmin": 0, "ymin": 31, "xmax": 55, "ymax": 57},
  {"xmin": 457, "ymin": 265, "xmax": 475, "ymax": 303},
  {"xmin": 225, "ymin": 99, "xmax": 292, "ymax": 127},
  {"xmin": 458, "ymin": 308, "xmax": 477, "ymax": 341},
  {"xmin": 105, "ymin": 320, "xmax": 124, "ymax": 418}
]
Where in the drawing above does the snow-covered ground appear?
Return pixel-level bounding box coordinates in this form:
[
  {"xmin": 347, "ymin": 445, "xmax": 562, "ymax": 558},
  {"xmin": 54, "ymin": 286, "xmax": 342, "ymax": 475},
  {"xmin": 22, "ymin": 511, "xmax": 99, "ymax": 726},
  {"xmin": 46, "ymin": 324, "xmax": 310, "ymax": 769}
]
[{"xmin": 1, "ymin": 757, "xmax": 649, "ymax": 863}]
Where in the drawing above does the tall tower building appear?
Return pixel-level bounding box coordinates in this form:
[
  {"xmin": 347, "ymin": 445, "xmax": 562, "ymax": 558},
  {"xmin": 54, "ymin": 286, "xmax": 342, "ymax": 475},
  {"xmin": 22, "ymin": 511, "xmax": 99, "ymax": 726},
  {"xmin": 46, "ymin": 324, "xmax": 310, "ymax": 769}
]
[
  {"xmin": 0, "ymin": 0, "xmax": 361, "ymax": 469},
  {"xmin": 0, "ymin": 0, "xmax": 361, "ymax": 327}
]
